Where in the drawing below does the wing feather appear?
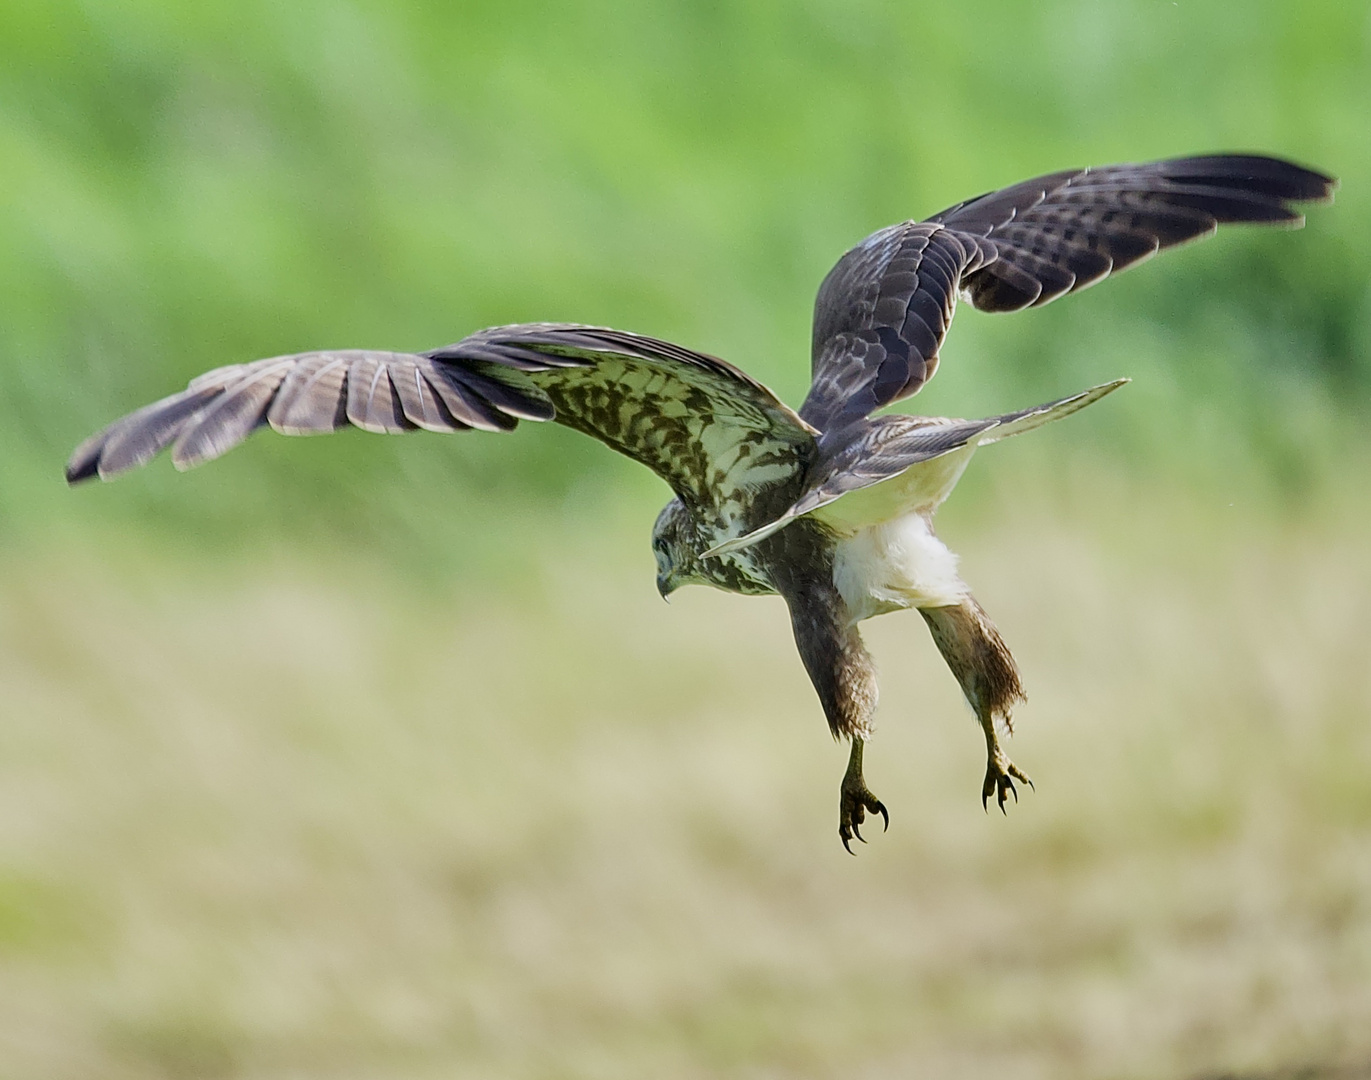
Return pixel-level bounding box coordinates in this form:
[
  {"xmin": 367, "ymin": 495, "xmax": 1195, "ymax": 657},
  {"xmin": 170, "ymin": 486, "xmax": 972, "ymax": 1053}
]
[
  {"xmin": 268, "ymin": 355, "xmax": 352, "ymax": 434},
  {"xmin": 172, "ymin": 357, "xmax": 296, "ymax": 468},
  {"xmin": 68, "ymin": 388, "xmax": 223, "ymax": 481},
  {"xmin": 436, "ymin": 325, "xmax": 816, "ymax": 516},
  {"xmin": 67, "ymin": 324, "xmax": 816, "ymax": 522},
  {"xmin": 346, "ymin": 354, "xmax": 414, "ymax": 435},
  {"xmin": 801, "ymin": 154, "xmax": 1334, "ymax": 430},
  {"xmin": 390, "ymin": 362, "xmax": 462, "ymax": 433}
]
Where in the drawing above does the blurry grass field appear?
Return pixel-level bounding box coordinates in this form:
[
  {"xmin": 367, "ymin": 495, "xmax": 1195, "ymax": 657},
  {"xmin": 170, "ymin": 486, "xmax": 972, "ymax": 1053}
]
[{"xmin": 4, "ymin": 459, "xmax": 1371, "ymax": 1080}]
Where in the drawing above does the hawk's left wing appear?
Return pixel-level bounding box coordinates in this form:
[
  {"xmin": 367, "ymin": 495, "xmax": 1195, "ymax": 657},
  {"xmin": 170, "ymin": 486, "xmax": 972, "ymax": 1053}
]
[
  {"xmin": 67, "ymin": 323, "xmax": 817, "ymax": 522},
  {"xmin": 800, "ymin": 155, "xmax": 1334, "ymax": 432}
]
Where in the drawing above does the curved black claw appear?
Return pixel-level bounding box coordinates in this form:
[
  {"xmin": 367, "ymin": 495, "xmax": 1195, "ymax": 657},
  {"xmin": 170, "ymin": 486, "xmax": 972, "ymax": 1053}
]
[
  {"xmin": 839, "ymin": 787, "xmax": 888, "ymax": 854},
  {"xmin": 982, "ymin": 757, "xmax": 1034, "ymax": 814}
]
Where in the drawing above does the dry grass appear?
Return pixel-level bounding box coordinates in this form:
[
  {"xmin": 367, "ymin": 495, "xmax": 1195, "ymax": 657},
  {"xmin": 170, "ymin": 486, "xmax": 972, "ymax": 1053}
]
[{"xmin": 2, "ymin": 476, "xmax": 1370, "ymax": 1079}]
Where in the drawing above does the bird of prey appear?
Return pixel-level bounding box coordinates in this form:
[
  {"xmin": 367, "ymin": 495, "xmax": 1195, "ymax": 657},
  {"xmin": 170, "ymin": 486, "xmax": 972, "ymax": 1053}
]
[{"xmin": 68, "ymin": 154, "xmax": 1334, "ymax": 851}]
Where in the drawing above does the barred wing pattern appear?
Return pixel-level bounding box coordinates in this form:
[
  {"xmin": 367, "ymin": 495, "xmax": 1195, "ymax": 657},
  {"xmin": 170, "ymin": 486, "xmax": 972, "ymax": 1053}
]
[
  {"xmin": 67, "ymin": 323, "xmax": 817, "ymax": 519},
  {"xmin": 439, "ymin": 326, "xmax": 816, "ymax": 518},
  {"xmin": 799, "ymin": 155, "xmax": 1336, "ymax": 432}
]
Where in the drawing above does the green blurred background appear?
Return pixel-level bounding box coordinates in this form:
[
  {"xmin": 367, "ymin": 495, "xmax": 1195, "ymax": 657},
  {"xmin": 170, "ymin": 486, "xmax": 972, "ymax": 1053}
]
[{"xmin": 2, "ymin": 1, "xmax": 1369, "ymax": 1077}]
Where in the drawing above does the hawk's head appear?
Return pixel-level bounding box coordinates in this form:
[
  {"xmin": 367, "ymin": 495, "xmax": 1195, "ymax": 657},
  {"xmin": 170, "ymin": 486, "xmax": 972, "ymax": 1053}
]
[
  {"xmin": 651, "ymin": 498, "xmax": 706, "ymax": 600},
  {"xmin": 652, "ymin": 498, "xmax": 777, "ymax": 599}
]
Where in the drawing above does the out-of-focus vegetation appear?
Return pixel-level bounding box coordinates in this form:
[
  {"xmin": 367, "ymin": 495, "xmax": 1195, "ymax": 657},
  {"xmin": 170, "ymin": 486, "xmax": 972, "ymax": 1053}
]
[
  {"xmin": 5, "ymin": 487, "xmax": 1371, "ymax": 1080},
  {"xmin": 2, "ymin": 0, "xmax": 1368, "ymax": 563},
  {"xmin": 1, "ymin": 1, "xmax": 1369, "ymax": 1077}
]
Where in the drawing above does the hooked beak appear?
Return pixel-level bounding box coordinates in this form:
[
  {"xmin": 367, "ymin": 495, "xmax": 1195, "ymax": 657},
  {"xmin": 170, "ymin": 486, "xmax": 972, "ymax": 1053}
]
[{"xmin": 656, "ymin": 571, "xmax": 676, "ymax": 603}]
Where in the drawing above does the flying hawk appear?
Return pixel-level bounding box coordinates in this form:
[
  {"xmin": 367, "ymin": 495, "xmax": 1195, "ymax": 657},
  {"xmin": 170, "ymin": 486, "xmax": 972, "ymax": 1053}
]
[{"xmin": 68, "ymin": 154, "xmax": 1334, "ymax": 851}]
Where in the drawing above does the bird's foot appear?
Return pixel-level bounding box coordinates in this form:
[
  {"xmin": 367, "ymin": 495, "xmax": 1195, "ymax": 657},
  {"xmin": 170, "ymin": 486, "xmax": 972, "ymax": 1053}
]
[
  {"xmin": 838, "ymin": 739, "xmax": 888, "ymax": 854},
  {"xmin": 839, "ymin": 779, "xmax": 888, "ymax": 854},
  {"xmin": 982, "ymin": 751, "xmax": 1033, "ymax": 814}
]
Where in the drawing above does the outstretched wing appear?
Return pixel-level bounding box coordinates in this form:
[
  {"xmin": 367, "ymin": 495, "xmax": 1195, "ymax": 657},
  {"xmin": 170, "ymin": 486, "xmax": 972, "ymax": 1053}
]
[
  {"xmin": 800, "ymin": 154, "xmax": 1335, "ymax": 431},
  {"xmin": 67, "ymin": 323, "xmax": 816, "ymax": 519},
  {"xmin": 707, "ymin": 380, "xmax": 1127, "ymax": 557}
]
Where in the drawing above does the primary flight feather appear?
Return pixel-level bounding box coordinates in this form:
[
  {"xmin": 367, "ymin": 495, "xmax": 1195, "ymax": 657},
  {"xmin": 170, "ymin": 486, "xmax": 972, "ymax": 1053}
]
[{"xmin": 68, "ymin": 154, "xmax": 1335, "ymax": 851}]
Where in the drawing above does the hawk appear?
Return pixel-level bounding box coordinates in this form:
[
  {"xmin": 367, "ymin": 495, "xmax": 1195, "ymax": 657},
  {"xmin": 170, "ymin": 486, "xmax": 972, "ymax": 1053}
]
[{"xmin": 68, "ymin": 154, "xmax": 1334, "ymax": 851}]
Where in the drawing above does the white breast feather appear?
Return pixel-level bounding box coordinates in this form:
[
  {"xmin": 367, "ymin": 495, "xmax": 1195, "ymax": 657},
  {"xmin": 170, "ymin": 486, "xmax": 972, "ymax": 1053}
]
[{"xmin": 833, "ymin": 512, "xmax": 968, "ymax": 623}]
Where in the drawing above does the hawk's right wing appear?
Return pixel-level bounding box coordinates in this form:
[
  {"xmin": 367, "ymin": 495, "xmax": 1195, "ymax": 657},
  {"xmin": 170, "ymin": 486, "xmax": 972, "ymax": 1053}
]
[
  {"xmin": 800, "ymin": 155, "xmax": 1335, "ymax": 432},
  {"xmin": 67, "ymin": 323, "xmax": 817, "ymax": 526}
]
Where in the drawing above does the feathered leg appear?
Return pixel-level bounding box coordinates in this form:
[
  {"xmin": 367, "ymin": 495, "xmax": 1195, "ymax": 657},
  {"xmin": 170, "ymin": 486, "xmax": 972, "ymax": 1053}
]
[
  {"xmin": 778, "ymin": 571, "xmax": 887, "ymax": 852},
  {"xmin": 919, "ymin": 598, "xmax": 1032, "ymax": 812}
]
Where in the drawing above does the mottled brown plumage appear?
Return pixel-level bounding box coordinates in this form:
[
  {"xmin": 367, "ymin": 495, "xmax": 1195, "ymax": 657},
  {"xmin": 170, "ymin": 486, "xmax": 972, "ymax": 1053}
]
[
  {"xmin": 67, "ymin": 154, "xmax": 1334, "ymax": 850},
  {"xmin": 921, "ymin": 600, "xmax": 1029, "ymax": 810}
]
